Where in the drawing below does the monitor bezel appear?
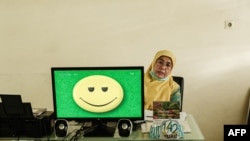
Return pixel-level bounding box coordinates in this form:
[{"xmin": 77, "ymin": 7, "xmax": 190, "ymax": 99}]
[{"xmin": 51, "ymin": 66, "xmax": 144, "ymax": 122}]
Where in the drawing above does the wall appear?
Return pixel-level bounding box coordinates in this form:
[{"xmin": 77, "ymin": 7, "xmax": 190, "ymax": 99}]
[{"xmin": 1, "ymin": 0, "xmax": 250, "ymax": 140}]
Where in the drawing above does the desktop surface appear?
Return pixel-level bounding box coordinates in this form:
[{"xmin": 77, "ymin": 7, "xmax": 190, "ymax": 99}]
[
  {"xmin": 122, "ymin": 114, "xmax": 204, "ymax": 141},
  {"xmin": 0, "ymin": 114, "xmax": 204, "ymax": 141}
]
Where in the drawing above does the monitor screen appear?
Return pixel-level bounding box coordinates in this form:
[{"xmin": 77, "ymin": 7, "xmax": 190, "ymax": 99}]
[{"xmin": 51, "ymin": 66, "xmax": 144, "ymax": 123}]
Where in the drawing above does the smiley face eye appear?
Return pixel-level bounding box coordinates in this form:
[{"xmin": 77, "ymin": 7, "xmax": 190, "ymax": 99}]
[
  {"xmin": 88, "ymin": 87, "xmax": 95, "ymax": 92},
  {"xmin": 102, "ymin": 87, "xmax": 108, "ymax": 92}
]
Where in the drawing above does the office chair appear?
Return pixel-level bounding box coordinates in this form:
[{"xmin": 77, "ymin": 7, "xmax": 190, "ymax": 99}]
[
  {"xmin": 172, "ymin": 76, "xmax": 184, "ymax": 112},
  {"xmin": 246, "ymin": 92, "xmax": 250, "ymax": 125}
]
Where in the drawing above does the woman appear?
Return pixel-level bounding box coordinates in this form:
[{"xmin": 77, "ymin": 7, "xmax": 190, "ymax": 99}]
[{"xmin": 144, "ymin": 50, "xmax": 181, "ymax": 110}]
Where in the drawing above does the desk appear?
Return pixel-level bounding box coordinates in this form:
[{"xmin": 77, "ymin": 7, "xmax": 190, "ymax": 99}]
[
  {"xmin": 118, "ymin": 114, "xmax": 205, "ymax": 141},
  {"xmin": 0, "ymin": 114, "xmax": 204, "ymax": 141}
]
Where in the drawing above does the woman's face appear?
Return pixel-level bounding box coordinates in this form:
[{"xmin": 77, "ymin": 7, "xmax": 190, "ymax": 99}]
[{"xmin": 153, "ymin": 56, "xmax": 173, "ymax": 79}]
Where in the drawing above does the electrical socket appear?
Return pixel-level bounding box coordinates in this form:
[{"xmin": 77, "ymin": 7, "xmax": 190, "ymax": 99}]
[{"xmin": 225, "ymin": 20, "xmax": 234, "ymax": 29}]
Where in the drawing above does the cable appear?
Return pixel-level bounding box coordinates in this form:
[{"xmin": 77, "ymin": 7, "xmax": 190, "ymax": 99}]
[{"xmin": 69, "ymin": 124, "xmax": 99, "ymax": 141}]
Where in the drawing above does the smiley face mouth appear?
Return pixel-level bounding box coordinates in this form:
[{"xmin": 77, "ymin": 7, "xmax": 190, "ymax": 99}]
[{"xmin": 79, "ymin": 97, "xmax": 118, "ymax": 107}]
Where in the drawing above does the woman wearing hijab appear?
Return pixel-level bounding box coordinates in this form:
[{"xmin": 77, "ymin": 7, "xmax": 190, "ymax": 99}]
[{"xmin": 144, "ymin": 50, "xmax": 181, "ymax": 110}]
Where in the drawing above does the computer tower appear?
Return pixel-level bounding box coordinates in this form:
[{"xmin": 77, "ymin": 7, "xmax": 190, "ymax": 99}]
[{"xmin": 24, "ymin": 111, "xmax": 55, "ymax": 137}]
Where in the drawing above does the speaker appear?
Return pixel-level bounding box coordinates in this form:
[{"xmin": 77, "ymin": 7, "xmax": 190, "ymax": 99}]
[
  {"xmin": 54, "ymin": 119, "xmax": 68, "ymax": 137},
  {"xmin": 117, "ymin": 119, "xmax": 133, "ymax": 137}
]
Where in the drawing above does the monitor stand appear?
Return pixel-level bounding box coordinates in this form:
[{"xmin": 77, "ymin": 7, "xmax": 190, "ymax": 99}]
[{"xmin": 83, "ymin": 120, "xmax": 117, "ymax": 137}]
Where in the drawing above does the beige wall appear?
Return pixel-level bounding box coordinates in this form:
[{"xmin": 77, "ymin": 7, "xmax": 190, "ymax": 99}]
[{"xmin": 1, "ymin": 0, "xmax": 250, "ymax": 140}]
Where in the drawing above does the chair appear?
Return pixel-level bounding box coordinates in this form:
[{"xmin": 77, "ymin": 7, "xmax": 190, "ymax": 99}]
[
  {"xmin": 246, "ymin": 92, "xmax": 250, "ymax": 125},
  {"xmin": 172, "ymin": 76, "xmax": 184, "ymax": 112}
]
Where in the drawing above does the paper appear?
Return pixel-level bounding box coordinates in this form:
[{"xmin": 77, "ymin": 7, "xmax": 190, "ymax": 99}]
[
  {"xmin": 32, "ymin": 108, "xmax": 46, "ymax": 116},
  {"xmin": 141, "ymin": 121, "xmax": 153, "ymax": 133},
  {"xmin": 144, "ymin": 109, "xmax": 153, "ymax": 121},
  {"xmin": 179, "ymin": 120, "xmax": 191, "ymax": 133}
]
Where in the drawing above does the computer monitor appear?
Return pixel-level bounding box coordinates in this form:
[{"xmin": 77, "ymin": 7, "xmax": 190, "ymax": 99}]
[{"xmin": 51, "ymin": 66, "xmax": 144, "ymax": 137}]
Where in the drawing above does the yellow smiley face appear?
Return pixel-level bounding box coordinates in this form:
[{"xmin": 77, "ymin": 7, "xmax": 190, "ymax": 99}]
[{"xmin": 73, "ymin": 75, "xmax": 124, "ymax": 113}]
